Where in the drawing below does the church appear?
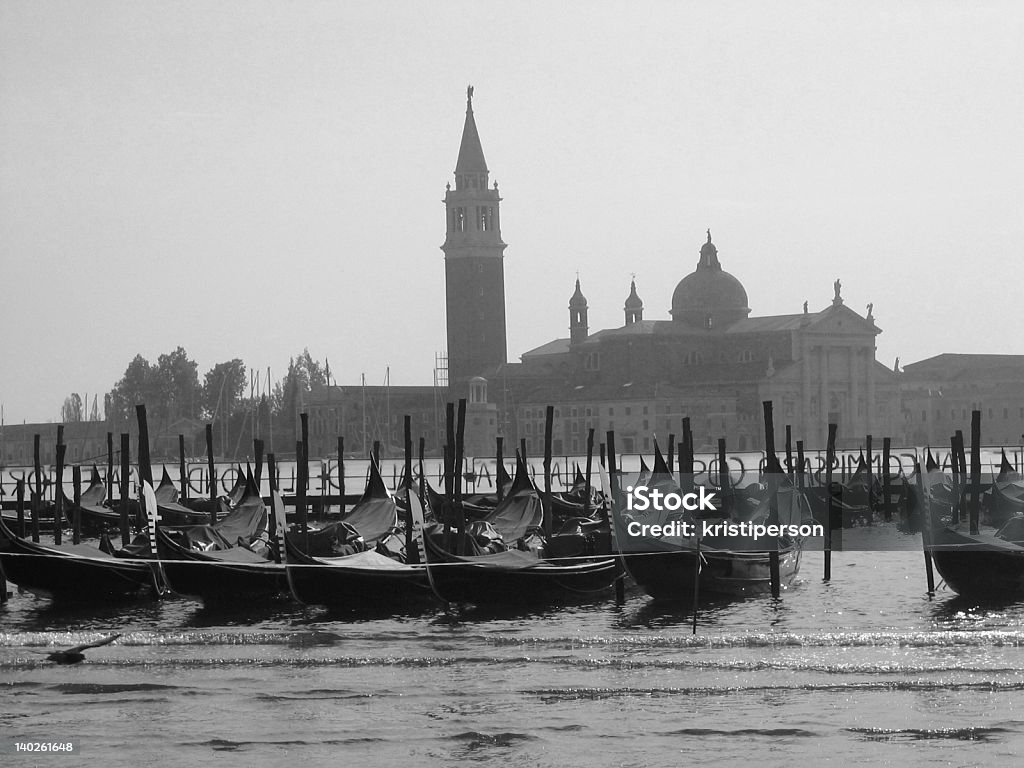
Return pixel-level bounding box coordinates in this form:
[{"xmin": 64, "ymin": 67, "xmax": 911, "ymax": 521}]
[
  {"xmin": 441, "ymin": 88, "xmax": 901, "ymax": 455},
  {"xmin": 302, "ymin": 87, "xmax": 903, "ymax": 459}
]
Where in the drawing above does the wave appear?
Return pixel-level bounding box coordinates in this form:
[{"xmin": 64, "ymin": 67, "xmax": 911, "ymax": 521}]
[
  {"xmin": 848, "ymin": 726, "xmax": 1010, "ymax": 742},
  {"xmin": 7, "ymin": 628, "xmax": 1024, "ymax": 651},
  {"xmin": 528, "ymin": 681, "xmax": 1024, "ymax": 701}
]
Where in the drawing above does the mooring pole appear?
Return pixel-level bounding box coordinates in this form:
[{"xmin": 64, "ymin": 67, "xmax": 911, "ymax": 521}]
[
  {"xmin": 969, "ymin": 411, "xmax": 981, "ymax": 535},
  {"xmin": 882, "ymin": 437, "xmax": 892, "ymax": 522},
  {"xmin": 607, "ymin": 430, "xmax": 624, "ymax": 603},
  {"xmin": 72, "ymin": 464, "xmax": 82, "ymax": 545},
  {"xmin": 119, "ymin": 433, "xmax": 131, "ymax": 548},
  {"xmin": 824, "ymin": 423, "xmax": 837, "ymax": 581},
  {"xmin": 206, "ymin": 424, "xmax": 216, "ymax": 524},
  {"xmin": 53, "ymin": 427, "xmax": 65, "ymax": 546},
  {"xmin": 543, "ymin": 405, "xmax": 554, "ymax": 538},
  {"xmin": 31, "ymin": 434, "xmax": 41, "ymax": 543},
  {"xmin": 762, "ymin": 402, "xmax": 781, "ymax": 599},
  {"xmin": 178, "ymin": 435, "xmax": 189, "ymax": 503},
  {"xmin": 495, "ymin": 436, "xmax": 505, "ymax": 503}
]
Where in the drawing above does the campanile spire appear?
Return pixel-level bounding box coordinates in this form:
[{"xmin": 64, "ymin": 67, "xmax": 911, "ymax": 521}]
[{"xmin": 442, "ymin": 87, "xmax": 508, "ymax": 391}]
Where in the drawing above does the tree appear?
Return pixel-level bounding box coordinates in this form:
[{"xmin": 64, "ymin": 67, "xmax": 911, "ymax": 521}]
[
  {"xmin": 106, "ymin": 354, "xmax": 156, "ymax": 429},
  {"xmin": 202, "ymin": 359, "xmax": 247, "ymax": 419},
  {"xmin": 272, "ymin": 348, "xmax": 329, "ymax": 449},
  {"xmin": 61, "ymin": 393, "xmax": 84, "ymax": 423},
  {"xmin": 153, "ymin": 347, "xmax": 201, "ymax": 423}
]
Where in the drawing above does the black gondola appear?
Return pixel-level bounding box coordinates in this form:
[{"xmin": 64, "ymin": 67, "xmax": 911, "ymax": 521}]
[{"xmin": 0, "ymin": 513, "xmax": 153, "ymax": 601}]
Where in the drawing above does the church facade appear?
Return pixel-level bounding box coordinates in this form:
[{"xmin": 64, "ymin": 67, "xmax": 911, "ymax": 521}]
[
  {"xmin": 493, "ymin": 234, "xmax": 901, "ymax": 455},
  {"xmin": 306, "ymin": 87, "xmax": 903, "ymax": 459}
]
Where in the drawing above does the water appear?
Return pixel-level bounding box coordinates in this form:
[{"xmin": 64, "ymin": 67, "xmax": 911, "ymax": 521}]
[{"xmin": 3, "ymin": 532, "xmax": 1024, "ymax": 766}]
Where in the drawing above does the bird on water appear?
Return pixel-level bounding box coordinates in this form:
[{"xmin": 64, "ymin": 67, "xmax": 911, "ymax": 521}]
[{"xmin": 45, "ymin": 633, "xmax": 121, "ymax": 664}]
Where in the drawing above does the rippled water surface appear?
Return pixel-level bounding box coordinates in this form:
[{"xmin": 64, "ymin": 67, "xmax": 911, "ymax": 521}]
[{"xmin": 3, "ymin": 536, "xmax": 1024, "ymax": 766}]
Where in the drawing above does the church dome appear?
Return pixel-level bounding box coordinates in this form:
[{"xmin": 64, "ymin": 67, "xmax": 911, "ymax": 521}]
[{"xmin": 670, "ymin": 231, "xmax": 750, "ymax": 328}]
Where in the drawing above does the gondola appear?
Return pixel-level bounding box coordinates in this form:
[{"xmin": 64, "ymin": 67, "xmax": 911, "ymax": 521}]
[
  {"xmin": 982, "ymin": 450, "xmax": 1024, "ymax": 528},
  {"xmin": 422, "ymin": 453, "xmax": 620, "ymax": 606},
  {"xmin": 423, "ymin": 527, "xmax": 620, "ymax": 606},
  {"xmin": 153, "ymin": 467, "xmax": 215, "ymax": 525},
  {"xmin": 153, "ymin": 471, "xmax": 285, "ymax": 602},
  {"xmin": 0, "ymin": 511, "xmax": 154, "ymax": 601},
  {"xmin": 617, "ymin": 451, "xmax": 810, "ymax": 600},
  {"xmin": 284, "ymin": 463, "xmax": 433, "ymax": 610},
  {"xmin": 928, "ymin": 522, "xmax": 1024, "ymax": 598},
  {"xmin": 58, "ymin": 466, "xmax": 126, "ymax": 535}
]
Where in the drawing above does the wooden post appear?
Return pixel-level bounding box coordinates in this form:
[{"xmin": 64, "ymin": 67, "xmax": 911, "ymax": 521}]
[
  {"xmin": 543, "ymin": 405, "xmax": 554, "ymax": 538},
  {"xmin": 373, "ymin": 440, "xmax": 380, "ymax": 465},
  {"xmin": 403, "ymin": 415, "xmax": 416, "ymax": 560},
  {"xmin": 796, "ymin": 440, "xmax": 806, "ymax": 491},
  {"xmin": 267, "ymin": 453, "xmax": 281, "ymax": 564},
  {"xmin": 32, "ymin": 434, "xmax": 41, "ymax": 542},
  {"xmin": 667, "ymin": 433, "xmax": 675, "ymax": 475},
  {"xmin": 495, "ymin": 436, "xmax": 505, "ymax": 502},
  {"xmin": 54, "ymin": 428, "xmax": 65, "ymax": 546},
  {"xmin": 718, "ymin": 437, "xmax": 730, "ymax": 507},
  {"xmin": 882, "ymin": 437, "xmax": 892, "ymax": 522},
  {"xmin": 583, "ymin": 428, "xmax": 594, "ymax": 520},
  {"xmin": 865, "ymin": 434, "xmax": 874, "ymax": 524},
  {"xmin": 969, "ymin": 410, "xmax": 981, "ymax": 535},
  {"xmin": 178, "ymin": 435, "xmax": 189, "ymax": 502},
  {"xmin": 443, "ymin": 403, "xmax": 455, "ymax": 550},
  {"xmin": 762, "ymin": 402, "xmax": 781, "ymax": 599},
  {"xmin": 206, "ymin": 424, "xmax": 216, "ymax": 523},
  {"xmin": 106, "ymin": 431, "xmax": 114, "ymax": 503},
  {"xmin": 119, "ymin": 433, "xmax": 131, "ymax": 548},
  {"xmin": 135, "ymin": 405, "xmax": 153, "ymax": 488},
  {"xmin": 300, "ymin": 412, "xmax": 310, "ymax": 549},
  {"xmin": 335, "ymin": 435, "xmax": 345, "ymax": 515},
  {"xmin": 455, "ymin": 399, "xmax": 467, "ymax": 546},
  {"xmin": 520, "ymin": 438, "xmax": 527, "ymax": 462},
  {"xmin": 785, "ymin": 425, "xmax": 793, "ymax": 480},
  {"xmin": 680, "ymin": 417, "xmax": 693, "ymax": 493},
  {"xmin": 606, "ymin": 430, "xmax": 624, "ymax": 602},
  {"xmin": 824, "ymin": 423, "xmax": 837, "ymax": 581},
  {"xmin": 72, "ymin": 464, "xmax": 82, "ymax": 545},
  {"xmin": 16, "ymin": 479, "xmax": 26, "ymax": 539}
]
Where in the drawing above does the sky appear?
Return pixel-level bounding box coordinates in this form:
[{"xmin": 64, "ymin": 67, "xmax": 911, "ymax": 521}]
[{"xmin": 2, "ymin": 1, "xmax": 1023, "ymax": 425}]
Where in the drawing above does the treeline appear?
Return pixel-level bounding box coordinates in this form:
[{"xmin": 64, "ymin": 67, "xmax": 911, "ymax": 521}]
[{"xmin": 70, "ymin": 347, "xmax": 332, "ymax": 459}]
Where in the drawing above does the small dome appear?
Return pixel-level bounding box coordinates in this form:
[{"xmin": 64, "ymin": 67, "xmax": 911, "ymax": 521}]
[
  {"xmin": 624, "ymin": 279, "xmax": 643, "ymax": 310},
  {"xmin": 568, "ymin": 278, "xmax": 587, "ymax": 308},
  {"xmin": 670, "ymin": 231, "xmax": 750, "ymax": 328}
]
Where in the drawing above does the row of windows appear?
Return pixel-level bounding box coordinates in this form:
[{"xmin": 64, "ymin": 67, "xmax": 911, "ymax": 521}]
[{"xmin": 916, "ymin": 407, "xmax": 1024, "ymax": 423}]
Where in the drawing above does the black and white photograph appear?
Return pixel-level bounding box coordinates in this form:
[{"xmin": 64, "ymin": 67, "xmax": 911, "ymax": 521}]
[{"xmin": 2, "ymin": 1, "xmax": 1024, "ymax": 765}]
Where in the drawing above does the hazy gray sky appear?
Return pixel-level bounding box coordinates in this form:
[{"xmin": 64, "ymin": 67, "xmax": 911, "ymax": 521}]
[{"xmin": 2, "ymin": 1, "xmax": 1022, "ymax": 424}]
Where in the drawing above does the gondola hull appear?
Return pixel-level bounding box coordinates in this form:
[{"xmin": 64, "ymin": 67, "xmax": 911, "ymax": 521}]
[
  {"xmin": 155, "ymin": 528, "xmax": 289, "ymax": 603},
  {"xmin": 623, "ymin": 543, "xmax": 803, "ymax": 600},
  {"xmin": 424, "ymin": 534, "xmax": 620, "ymax": 606},
  {"xmin": 929, "ymin": 527, "xmax": 1024, "ymax": 598},
  {"xmin": 0, "ymin": 517, "xmax": 153, "ymax": 601},
  {"xmin": 284, "ymin": 537, "xmax": 434, "ymax": 609}
]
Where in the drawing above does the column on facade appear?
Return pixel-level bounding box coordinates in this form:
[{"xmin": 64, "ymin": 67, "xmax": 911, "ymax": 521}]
[
  {"xmin": 819, "ymin": 345, "xmax": 828, "ymax": 440},
  {"xmin": 849, "ymin": 345, "xmax": 859, "ymax": 439},
  {"xmin": 801, "ymin": 337, "xmax": 812, "ymax": 441},
  {"xmin": 866, "ymin": 343, "xmax": 876, "ymax": 437}
]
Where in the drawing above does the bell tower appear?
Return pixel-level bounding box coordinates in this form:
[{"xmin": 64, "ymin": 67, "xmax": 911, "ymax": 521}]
[{"xmin": 442, "ymin": 85, "xmax": 508, "ymax": 393}]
